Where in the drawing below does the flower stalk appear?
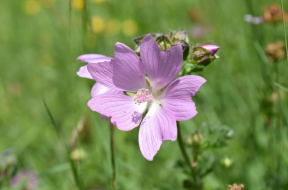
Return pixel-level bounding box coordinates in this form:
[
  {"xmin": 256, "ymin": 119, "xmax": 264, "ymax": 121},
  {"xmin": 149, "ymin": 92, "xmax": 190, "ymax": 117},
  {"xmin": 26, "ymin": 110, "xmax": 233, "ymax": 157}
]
[
  {"xmin": 177, "ymin": 122, "xmax": 193, "ymax": 187},
  {"xmin": 110, "ymin": 124, "xmax": 117, "ymax": 190},
  {"xmin": 177, "ymin": 121, "xmax": 202, "ymax": 190},
  {"xmin": 280, "ymin": 0, "xmax": 288, "ymax": 66}
]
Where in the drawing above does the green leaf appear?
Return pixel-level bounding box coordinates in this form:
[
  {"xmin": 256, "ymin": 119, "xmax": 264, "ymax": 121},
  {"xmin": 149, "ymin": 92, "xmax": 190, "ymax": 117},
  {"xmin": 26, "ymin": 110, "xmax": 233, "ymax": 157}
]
[{"xmin": 43, "ymin": 100, "xmax": 84, "ymax": 190}]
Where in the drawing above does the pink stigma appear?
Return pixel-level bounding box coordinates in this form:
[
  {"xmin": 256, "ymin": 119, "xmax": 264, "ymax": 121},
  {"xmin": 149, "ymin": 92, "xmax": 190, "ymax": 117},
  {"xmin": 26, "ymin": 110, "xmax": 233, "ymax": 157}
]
[{"xmin": 134, "ymin": 88, "xmax": 153, "ymax": 104}]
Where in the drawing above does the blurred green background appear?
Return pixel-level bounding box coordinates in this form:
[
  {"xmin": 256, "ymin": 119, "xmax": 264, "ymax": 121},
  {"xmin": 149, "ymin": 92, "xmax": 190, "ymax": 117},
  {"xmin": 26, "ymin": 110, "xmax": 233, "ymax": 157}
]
[{"xmin": 1, "ymin": 0, "xmax": 288, "ymax": 189}]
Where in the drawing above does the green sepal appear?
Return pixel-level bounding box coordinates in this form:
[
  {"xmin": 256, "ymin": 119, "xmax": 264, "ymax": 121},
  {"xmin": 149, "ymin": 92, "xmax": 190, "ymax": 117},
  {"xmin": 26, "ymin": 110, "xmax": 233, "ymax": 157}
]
[
  {"xmin": 124, "ymin": 91, "xmax": 136, "ymax": 97},
  {"xmin": 146, "ymin": 76, "xmax": 151, "ymax": 87},
  {"xmin": 197, "ymin": 56, "xmax": 215, "ymax": 66},
  {"xmin": 155, "ymin": 35, "xmax": 172, "ymax": 52},
  {"xmin": 192, "ymin": 46, "xmax": 211, "ymax": 61}
]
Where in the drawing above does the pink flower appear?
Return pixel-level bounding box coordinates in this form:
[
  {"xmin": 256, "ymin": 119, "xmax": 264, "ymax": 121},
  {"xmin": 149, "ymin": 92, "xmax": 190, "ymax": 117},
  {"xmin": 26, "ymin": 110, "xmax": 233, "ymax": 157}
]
[
  {"xmin": 87, "ymin": 34, "xmax": 206, "ymax": 160},
  {"xmin": 10, "ymin": 170, "xmax": 39, "ymax": 190}
]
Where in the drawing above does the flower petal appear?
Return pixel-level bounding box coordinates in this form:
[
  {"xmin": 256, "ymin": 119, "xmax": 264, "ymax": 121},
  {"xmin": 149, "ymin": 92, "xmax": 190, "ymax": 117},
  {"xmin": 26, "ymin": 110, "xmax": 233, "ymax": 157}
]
[
  {"xmin": 88, "ymin": 94, "xmax": 147, "ymax": 131},
  {"xmin": 87, "ymin": 61, "xmax": 119, "ymax": 89},
  {"xmin": 91, "ymin": 82, "xmax": 123, "ymax": 98},
  {"xmin": 77, "ymin": 54, "xmax": 111, "ymax": 63},
  {"xmin": 202, "ymin": 45, "xmax": 219, "ymax": 56},
  {"xmin": 91, "ymin": 83, "xmax": 123, "ymax": 121},
  {"xmin": 139, "ymin": 102, "xmax": 177, "ymax": 161},
  {"xmin": 77, "ymin": 55, "xmax": 111, "ymax": 80},
  {"xmin": 77, "ymin": 65, "xmax": 93, "ymax": 79},
  {"xmin": 111, "ymin": 42, "xmax": 146, "ymax": 91},
  {"xmin": 87, "ymin": 43, "xmax": 147, "ymax": 91},
  {"xmin": 161, "ymin": 75, "xmax": 206, "ymax": 121},
  {"xmin": 140, "ymin": 34, "xmax": 183, "ymax": 91}
]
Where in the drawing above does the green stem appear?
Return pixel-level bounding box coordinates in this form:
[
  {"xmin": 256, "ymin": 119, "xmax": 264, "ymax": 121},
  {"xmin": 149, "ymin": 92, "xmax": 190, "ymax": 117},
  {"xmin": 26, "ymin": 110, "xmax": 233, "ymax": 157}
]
[
  {"xmin": 110, "ymin": 125, "xmax": 117, "ymax": 190},
  {"xmin": 82, "ymin": 0, "xmax": 89, "ymax": 52},
  {"xmin": 275, "ymin": 63, "xmax": 282, "ymax": 173},
  {"xmin": 192, "ymin": 146, "xmax": 202, "ymax": 189},
  {"xmin": 280, "ymin": 0, "xmax": 288, "ymax": 65},
  {"xmin": 68, "ymin": 0, "xmax": 85, "ymax": 187},
  {"xmin": 177, "ymin": 121, "xmax": 201, "ymax": 190}
]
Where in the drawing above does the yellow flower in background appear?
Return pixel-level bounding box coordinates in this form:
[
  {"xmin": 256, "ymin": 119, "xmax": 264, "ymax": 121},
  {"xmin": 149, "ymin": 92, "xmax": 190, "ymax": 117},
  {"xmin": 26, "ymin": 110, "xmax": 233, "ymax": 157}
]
[
  {"xmin": 91, "ymin": 0, "xmax": 107, "ymax": 3},
  {"xmin": 91, "ymin": 16, "xmax": 105, "ymax": 34},
  {"xmin": 40, "ymin": 0, "xmax": 57, "ymax": 8},
  {"xmin": 73, "ymin": 0, "xmax": 84, "ymax": 11},
  {"xmin": 122, "ymin": 19, "xmax": 138, "ymax": 36},
  {"xmin": 106, "ymin": 19, "xmax": 121, "ymax": 35},
  {"xmin": 24, "ymin": 0, "xmax": 41, "ymax": 15}
]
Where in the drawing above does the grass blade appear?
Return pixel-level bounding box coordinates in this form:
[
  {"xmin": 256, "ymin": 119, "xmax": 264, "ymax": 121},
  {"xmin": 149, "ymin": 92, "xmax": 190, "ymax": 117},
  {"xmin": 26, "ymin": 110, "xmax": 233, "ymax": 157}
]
[
  {"xmin": 43, "ymin": 100, "xmax": 84, "ymax": 190},
  {"xmin": 281, "ymin": 0, "xmax": 288, "ymax": 65},
  {"xmin": 254, "ymin": 41, "xmax": 269, "ymax": 67},
  {"xmin": 274, "ymin": 82, "xmax": 288, "ymax": 128},
  {"xmin": 254, "ymin": 41, "xmax": 272, "ymax": 85},
  {"xmin": 274, "ymin": 82, "xmax": 288, "ymax": 93}
]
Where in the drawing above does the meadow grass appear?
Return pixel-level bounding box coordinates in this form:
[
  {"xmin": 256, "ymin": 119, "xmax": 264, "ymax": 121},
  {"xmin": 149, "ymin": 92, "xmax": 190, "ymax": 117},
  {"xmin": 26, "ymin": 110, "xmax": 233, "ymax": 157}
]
[{"xmin": 0, "ymin": 0, "xmax": 288, "ymax": 189}]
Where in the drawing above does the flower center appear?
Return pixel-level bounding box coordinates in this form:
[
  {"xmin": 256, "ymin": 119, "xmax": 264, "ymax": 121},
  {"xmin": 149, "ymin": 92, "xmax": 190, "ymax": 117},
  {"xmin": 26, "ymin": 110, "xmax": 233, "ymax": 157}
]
[{"xmin": 134, "ymin": 88, "xmax": 153, "ymax": 105}]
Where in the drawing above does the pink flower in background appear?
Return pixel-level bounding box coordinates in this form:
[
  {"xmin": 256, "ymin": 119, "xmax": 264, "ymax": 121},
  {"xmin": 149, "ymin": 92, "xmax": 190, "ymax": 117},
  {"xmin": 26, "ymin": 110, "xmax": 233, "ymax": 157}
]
[
  {"xmin": 244, "ymin": 14, "xmax": 265, "ymax": 25},
  {"xmin": 10, "ymin": 170, "xmax": 39, "ymax": 190},
  {"xmin": 87, "ymin": 34, "xmax": 206, "ymax": 160},
  {"xmin": 190, "ymin": 25, "xmax": 211, "ymax": 40}
]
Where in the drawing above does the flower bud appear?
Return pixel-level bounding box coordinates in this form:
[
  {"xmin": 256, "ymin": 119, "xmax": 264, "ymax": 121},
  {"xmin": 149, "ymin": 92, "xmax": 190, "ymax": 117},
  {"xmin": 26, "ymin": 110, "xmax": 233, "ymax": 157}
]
[
  {"xmin": 172, "ymin": 28, "xmax": 189, "ymax": 42},
  {"xmin": 191, "ymin": 42, "xmax": 219, "ymax": 66},
  {"xmin": 170, "ymin": 29, "xmax": 190, "ymax": 60},
  {"xmin": 269, "ymin": 89, "xmax": 286, "ymax": 104},
  {"xmin": 263, "ymin": 3, "xmax": 288, "ymax": 24},
  {"xmin": 265, "ymin": 41, "xmax": 286, "ymax": 62},
  {"xmin": 202, "ymin": 44, "xmax": 219, "ymax": 56},
  {"xmin": 71, "ymin": 148, "xmax": 87, "ymax": 162},
  {"xmin": 155, "ymin": 35, "xmax": 172, "ymax": 52},
  {"xmin": 185, "ymin": 135, "xmax": 193, "ymax": 146},
  {"xmin": 221, "ymin": 157, "xmax": 233, "ymax": 168},
  {"xmin": 185, "ymin": 131, "xmax": 203, "ymax": 147},
  {"xmin": 227, "ymin": 184, "xmax": 244, "ymax": 190}
]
